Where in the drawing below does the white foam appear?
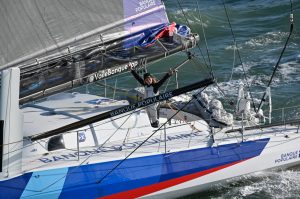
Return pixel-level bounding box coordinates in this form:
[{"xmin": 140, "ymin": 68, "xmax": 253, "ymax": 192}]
[
  {"xmin": 233, "ymin": 61, "xmax": 256, "ymax": 74},
  {"xmin": 208, "ymin": 169, "xmax": 300, "ymax": 199},
  {"xmin": 245, "ymin": 31, "xmax": 289, "ymax": 48},
  {"xmin": 277, "ymin": 61, "xmax": 300, "ymax": 82}
]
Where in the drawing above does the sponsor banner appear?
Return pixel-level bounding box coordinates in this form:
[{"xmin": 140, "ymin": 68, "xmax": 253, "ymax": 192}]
[
  {"xmin": 275, "ymin": 150, "xmax": 300, "ymax": 164},
  {"xmin": 38, "ymin": 132, "xmax": 202, "ymax": 163},
  {"xmin": 110, "ymin": 91, "xmax": 173, "ymax": 117},
  {"xmin": 86, "ymin": 61, "xmax": 138, "ymax": 83}
]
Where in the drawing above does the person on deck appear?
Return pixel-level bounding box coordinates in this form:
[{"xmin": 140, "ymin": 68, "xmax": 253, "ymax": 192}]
[{"xmin": 129, "ymin": 66, "xmax": 175, "ymax": 128}]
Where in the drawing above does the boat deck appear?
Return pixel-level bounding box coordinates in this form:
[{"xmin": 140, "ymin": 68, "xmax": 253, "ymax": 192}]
[
  {"xmin": 19, "ymin": 93, "xmax": 300, "ymax": 175},
  {"xmin": 21, "ymin": 122, "xmax": 300, "ymax": 174}
]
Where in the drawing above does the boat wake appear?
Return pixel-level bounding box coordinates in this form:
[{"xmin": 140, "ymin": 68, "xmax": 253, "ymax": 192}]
[{"xmin": 181, "ymin": 167, "xmax": 300, "ymax": 199}]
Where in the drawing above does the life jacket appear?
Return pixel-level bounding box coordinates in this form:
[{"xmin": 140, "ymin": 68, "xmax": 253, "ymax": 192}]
[{"xmin": 144, "ymin": 85, "xmax": 158, "ymax": 98}]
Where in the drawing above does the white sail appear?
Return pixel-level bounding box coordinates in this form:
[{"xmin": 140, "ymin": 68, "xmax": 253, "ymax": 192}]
[{"xmin": 0, "ymin": 0, "xmax": 168, "ymax": 70}]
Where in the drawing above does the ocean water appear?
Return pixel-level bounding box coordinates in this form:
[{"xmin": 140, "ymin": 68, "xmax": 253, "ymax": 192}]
[{"xmin": 162, "ymin": 0, "xmax": 300, "ymax": 198}]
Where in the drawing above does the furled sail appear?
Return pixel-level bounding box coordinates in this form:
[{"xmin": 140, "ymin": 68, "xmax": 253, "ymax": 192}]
[{"xmin": 0, "ymin": 0, "xmax": 198, "ymax": 104}]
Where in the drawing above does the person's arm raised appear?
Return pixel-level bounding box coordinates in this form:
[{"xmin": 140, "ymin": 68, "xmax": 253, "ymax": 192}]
[{"xmin": 129, "ymin": 65, "xmax": 145, "ymax": 85}]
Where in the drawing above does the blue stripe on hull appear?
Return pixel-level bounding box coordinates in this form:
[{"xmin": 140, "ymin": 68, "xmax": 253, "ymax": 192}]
[
  {"xmin": 0, "ymin": 138, "xmax": 269, "ymax": 199},
  {"xmin": 59, "ymin": 138, "xmax": 269, "ymax": 198},
  {"xmin": 20, "ymin": 167, "xmax": 68, "ymax": 199},
  {"xmin": 0, "ymin": 173, "xmax": 32, "ymax": 199}
]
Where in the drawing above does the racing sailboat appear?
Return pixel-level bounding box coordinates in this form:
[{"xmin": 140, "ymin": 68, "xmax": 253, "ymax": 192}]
[{"xmin": 0, "ymin": 0, "xmax": 299, "ymax": 199}]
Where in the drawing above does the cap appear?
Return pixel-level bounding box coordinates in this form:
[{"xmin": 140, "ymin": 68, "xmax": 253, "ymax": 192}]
[{"xmin": 143, "ymin": 73, "xmax": 151, "ymax": 79}]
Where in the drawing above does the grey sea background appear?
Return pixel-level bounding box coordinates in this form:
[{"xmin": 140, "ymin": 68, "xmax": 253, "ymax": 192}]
[
  {"xmin": 79, "ymin": 0, "xmax": 300, "ymax": 198},
  {"xmin": 164, "ymin": 0, "xmax": 300, "ymax": 198}
]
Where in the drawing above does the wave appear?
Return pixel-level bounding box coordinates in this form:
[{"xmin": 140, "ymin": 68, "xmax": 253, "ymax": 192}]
[
  {"xmin": 245, "ymin": 32, "xmax": 289, "ymax": 48},
  {"xmin": 215, "ymin": 169, "xmax": 300, "ymax": 199},
  {"xmin": 180, "ymin": 168, "xmax": 300, "ymax": 199}
]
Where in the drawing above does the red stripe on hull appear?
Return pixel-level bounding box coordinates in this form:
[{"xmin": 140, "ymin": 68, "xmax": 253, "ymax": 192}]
[{"xmin": 99, "ymin": 160, "xmax": 245, "ymax": 199}]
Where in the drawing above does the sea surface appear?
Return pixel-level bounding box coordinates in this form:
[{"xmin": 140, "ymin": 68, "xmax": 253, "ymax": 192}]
[{"xmin": 163, "ymin": 0, "xmax": 300, "ymax": 198}]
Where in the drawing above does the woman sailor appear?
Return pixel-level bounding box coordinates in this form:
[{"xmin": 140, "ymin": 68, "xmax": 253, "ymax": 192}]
[{"xmin": 129, "ymin": 66, "xmax": 174, "ymax": 128}]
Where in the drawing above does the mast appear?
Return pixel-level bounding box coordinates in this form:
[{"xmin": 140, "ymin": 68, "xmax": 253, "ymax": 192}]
[{"xmin": 0, "ymin": 68, "xmax": 23, "ymax": 178}]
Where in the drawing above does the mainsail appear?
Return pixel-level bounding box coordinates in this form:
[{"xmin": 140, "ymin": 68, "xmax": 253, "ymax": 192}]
[
  {"xmin": 0, "ymin": 0, "xmax": 198, "ymax": 104},
  {"xmin": 0, "ymin": 0, "xmax": 168, "ymax": 68}
]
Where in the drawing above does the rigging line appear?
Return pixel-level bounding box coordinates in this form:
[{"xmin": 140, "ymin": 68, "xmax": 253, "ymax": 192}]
[
  {"xmin": 66, "ymin": 106, "xmax": 146, "ymax": 133},
  {"xmin": 229, "ymin": 41, "xmax": 236, "ymax": 82},
  {"xmin": 19, "ymin": 106, "xmax": 150, "ymax": 152},
  {"xmin": 0, "ymin": 79, "xmax": 206, "ymax": 150},
  {"xmin": 257, "ymin": 2, "xmax": 294, "ymax": 112},
  {"xmin": 196, "ymin": 0, "xmax": 213, "ymax": 72},
  {"xmin": 30, "ymin": 112, "xmax": 136, "ymax": 193},
  {"xmin": 96, "ymin": 85, "xmax": 209, "ymax": 184},
  {"xmin": 214, "ymin": 82, "xmax": 227, "ymax": 97},
  {"xmin": 166, "ymin": 103, "xmax": 207, "ymax": 131},
  {"xmin": 189, "ymin": 58, "xmax": 230, "ymax": 99},
  {"xmin": 0, "ymin": 110, "xmax": 133, "ymax": 150},
  {"xmin": 190, "ymin": 58, "xmax": 211, "ymax": 77},
  {"xmin": 4, "ymin": 80, "xmax": 212, "ymax": 150},
  {"xmin": 25, "ymin": 101, "xmax": 204, "ymax": 191},
  {"xmin": 213, "ymin": 79, "xmax": 238, "ymax": 108},
  {"xmin": 21, "ymin": 132, "xmax": 259, "ymax": 178},
  {"xmin": 98, "ymin": 112, "xmax": 134, "ymax": 150},
  {"xmin": 7, "ymin": 136, "xmax": 297, "ymax": 189},
  {"xmin": 0, "ymin": 139, "xmax": 26, "ymax": 148},
  {"xmin": 94, "ymin": 81, "xmax": 128, "ymax": 93},
  {"xmin": 0, "ymin": 137, "xmax": 91, "ymax": 157},
  {"xmin": 122, "ymin": 128, "xmax": 131, "ymax": 146},
  {"xmin": 163, "ymin": 74, "xmax": 172, "ymax": 93},
  {"xmin": 221, "ymin": 0, "xmax": 257, "ymax": 112},
  {"xmin": 175, "ymin": 0, "xmax": 211, "ymax": 72},
  {"xmin": 21, "ymin": 148, "xmax": 224, "ymax": 180},
  {"xmin": 175, "ymin": 0, "xmax": 207, "ymax": 65},
  {"xmin": 0, "ymin": 139, "xmax": 47, "ymax": 157},
  {"xmin": 0, "ymin": 137, "xmax": 284, "ymax": 191},
  {"xmin": 16, "ymin": 128, "xmax": 300, "ymax": 186},
  {"xmin": 30, "ymin": 78, "xmax": 215, "ymax": 140},
  {"xmin": 22, "ymin": 107, "xmax": 141, "ymax": 141},
  {"xmin": 9, "ymin": 131, "xmax": 299, "ymax": 182}
]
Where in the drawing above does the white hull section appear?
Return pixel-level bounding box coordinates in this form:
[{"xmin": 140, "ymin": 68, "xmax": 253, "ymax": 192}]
[
  {"xmin": 144, "ymin": 131, "xmax": 300, "ymax": 198},
  {"xmin": 0, "ymin": 92, "xmax": 299, "ymax": 198}
]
